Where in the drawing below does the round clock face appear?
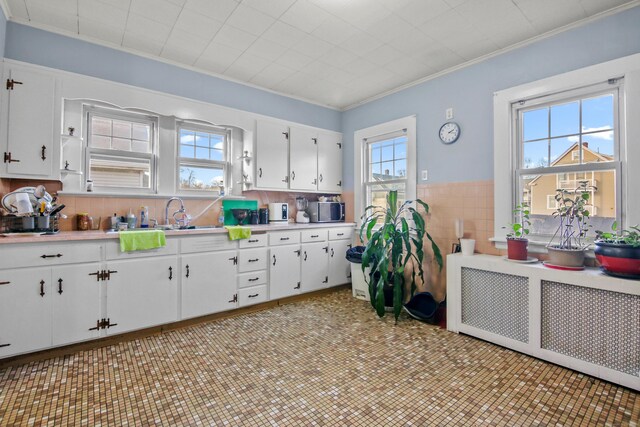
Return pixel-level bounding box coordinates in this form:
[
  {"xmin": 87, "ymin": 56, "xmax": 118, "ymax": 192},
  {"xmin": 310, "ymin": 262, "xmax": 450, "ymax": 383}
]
[{"xmin": 439, "ymin": 122, "xmax": 460, "ymax": 144}]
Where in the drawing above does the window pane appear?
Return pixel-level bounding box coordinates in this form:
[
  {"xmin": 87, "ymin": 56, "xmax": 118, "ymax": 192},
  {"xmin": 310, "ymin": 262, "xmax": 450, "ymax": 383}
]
[
  {"xmin": 179, "ymin": 165, "xmax": 224, "ymax": 190},
  {"xmin": 522, "ymin": 140, "xmax": 548, "ymax": 168},
  {"xmin": 550, "ymin": 101, "xmax": 579, "ymax": 137},
  {"xmin": 549, "ymin": 137, "xmax": 575, "ymax": 165},
  {"xmin": 210, "ymin": 135, "xmax": 225, "ymax": 150},
  {"xmin": 131, "ymin": 140, "xmax": 149, "ymax": 153},
  {"xmin": 90, "ymin": 135, "xmax": 111, "ymax": 149},
  {"xmin": 210, "ymin": 148, "xmax": 224, "ymax": 161},
  {"xmin": 195, "ymin": 147, "xmax": 210, "ymax": 160},
  {"xmin": 92, "ymin": 117, "xmax": 111, "ymax": 135},
  {"xmin": 112, "ymin": 138, "xmax": 131, "ymax": 151},
  {"xmin": 112, "ymin": 120, "xmax": 131, "ymax": 139},
  {"xmin": 582, "ymin": 94, "xmax": 614, "ymax": 132},
  {"xmin": 395, "ymin": 142, "xmax": 406, "ymax": 159},
  {"xmin": 381, "ymin": 144, "xmax": 393, "ymax": 162},
  {"xmin": 394, "ymin": 159, "xmax": 406, "ymax": 177},
  {"xmin": 195, "ymin": 132, "xmax": 209, "ymax": 147},
  {"xmin": 180, "ymin": 130, "xmax": 195, "ymax": 145},
  {"xmin": 180, "ymin": 144, "xmax": 194, "ymax": 158},
  {"xmin": 370, "ymin": 162, "xmax": 381, "ymax": 178},
  {"xmin": 521, "ymin": 170, "xmax": 615, "ymax": 236},
  {"xmin": 132, "ymin": 123, "xmax": 150, "ymax": 141},
  {"xmin": 370, "ymin": 146, "xmax": 381, "ymax": 163},
  {"xmin": 523, "ymin": 108, "xmax": 548, "ymax": 141},
  {"xmin": 367, "ymin": 183, "xmax": 406, "ymax": 213},
  {"xmin": 582, "ymin": 133, "xmax": 614, "ymax": 163},
  {"xmin": 90, "ymin": 155, "xmax": 151, "ymax": 189},
  {"xmin": 380, "ymin": 161, "xmax": 394, "ymax": 178}
]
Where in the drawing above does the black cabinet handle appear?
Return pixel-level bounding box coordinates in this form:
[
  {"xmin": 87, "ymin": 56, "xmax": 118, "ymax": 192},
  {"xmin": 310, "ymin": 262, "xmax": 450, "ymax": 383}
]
[
  {"xmin": 185, "ymin": 264, "xmax": 190, "ymax": 278},
  {"xmin": 337, "ymin": 233, "xmax": 344, "ymax": 236},
  {"xmin": 311, "ymin": 234, "xmax": 319, "ymax": 238},
  {"xmin": 41, "ymin": 145, "xmax": 47, "ymax": 161},
  {"xmin": 248, "ymin": 293, "xmax": 259, "ymax": 298},
  {"xmin": 259, "ymin": 167, "xmax": 262, "ymax": 178},
  {"xmin": 0, "ymin": 281, "xmax": 10, "ymax": 285},
  {"xmin": 272, "ymin": 254, "xmax": 277, "ymax": 266},
  {"xmin": 323, "ymin": 276, "xmax": 328, "ymax": 284},
  {"xmin": 168, "ymin": 266, "xmax": 173, "ymax": 281},
  {"xmin": 291, "ymin": 171, "xmax": 296, "ymax": 180},
  {"xmin": 0, "ymin": 343, "xmax": 10, "ymax": 348},
  {"xmin": 41, "ymin": 253, "xmax": 62, "ymax": 259},
  {"xmin": 294, "ymin": 282, "xmax": 301, "ymax": 289},
  {"xmin": 248, "ymin": 277, "xmax": 260, "ymax": 282},
  {"xmin": 248, "ymin": 239, "xmax": 259, "ymax": 243},
  {"xmin": 331, "ymin": 248, "xmax": 334, "ymax": 257},
  {"xmin": 248, "ymin": 258, "xmax": 259, "ymax": 263},
  {"xmin": 319, "ymin": 174, "xmax": 323, "ymax": 182},
  {"xmin": 58, "ymin": 278, "xmax": 63, "ymax": 294},
  {"xmin": 40, "ymin": 280, "xmax": 45, "ymax": 297},
  {"xmin": 280, "ymin": 237, "xmax": 289, "ymax": 241},
  {"xmin": 304, "ymin": 251, "xmax": 307, "ymax": 261}
]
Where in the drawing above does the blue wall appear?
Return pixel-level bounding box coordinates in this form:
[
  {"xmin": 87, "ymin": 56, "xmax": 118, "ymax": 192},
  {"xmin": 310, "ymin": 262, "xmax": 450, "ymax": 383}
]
[
  {"xmin": 3, "ymin": 22, "xmax": 341, "ymax": 132},
  {"xmin": 0, "ymin": 7, "xmax": 6, "ymax": 58},
  {"xmin": 342, "ymin": 5, "xmax": 640, "ymax": 189}
]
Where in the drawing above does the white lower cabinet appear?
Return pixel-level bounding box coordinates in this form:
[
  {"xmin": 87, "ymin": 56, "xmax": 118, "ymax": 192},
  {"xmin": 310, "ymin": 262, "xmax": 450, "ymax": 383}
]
[
  {"xmin": 181, "ymin": 251, "xmax": 238, "ymax": 319},
  {"xmin": 52, "ymin": 263, "xmax": 102, "ymax": 345},
  {"xmin": 269, "ymin": 244, "xmax": 302, "ymax": 299},
  {"xmin": 301, "ymin": 242, "xmax": 329, "ymax": 292},
  {"xmin": 105, "ymin": 256, "xmax": 179, "ymax": 334},
  {"xmin": 238, "ymin": 285, "xmax": 268, "ymax": 306},
  {"xmin": 0, "ymin": 267, "xmax": 52, "ymax": 357},
  {"xmin": 328, "ymin": 240, "xmax": 352, "ymax": 287}
]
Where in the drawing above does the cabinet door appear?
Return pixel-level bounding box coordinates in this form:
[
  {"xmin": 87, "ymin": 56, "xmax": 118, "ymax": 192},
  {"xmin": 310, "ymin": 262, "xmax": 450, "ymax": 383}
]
[
  {"xmin": 51, "ymin": 263, "xmax": 102, "ymax": 345},
  {"xmin": 269, "ymin": 245, "xmax": 301, "ymax": 300},
  {"xmin": 301, "ymin": 242, "xmax": 329, "ymax": 293},
  {"xmin": 105, "ymin": 257, "xmax": 179, "ymax": 334},
  {"xmin": 329, "ymin": 240, "xmax": 352, "ymax": 287},
  {"xmin": 0, "ymin": 268, "xmax": 52, "ymax": 357},
  {"xmin": 181, "ymin": 251, "xmax": 238, "ymax": 319},
  {"xmin": 1, "ymin": 66, "xmax": 55, "ymax": 177},
  {"xmin": 317, "ymin": 132, "xmax": 342, "ymax": 193},
  {"xmin": 289, "ymin": 126, "xmax": 318, "ymax": 191},
  {"xmin": 256, "ymin": 120, "xmax": 289, "ymax": 189}
]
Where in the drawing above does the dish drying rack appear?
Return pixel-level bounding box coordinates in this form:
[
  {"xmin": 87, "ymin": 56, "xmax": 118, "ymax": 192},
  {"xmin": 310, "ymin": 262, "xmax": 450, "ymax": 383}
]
[{"xmin": 0, "ymin": 215, "xmax": 60, "ymax": 234}]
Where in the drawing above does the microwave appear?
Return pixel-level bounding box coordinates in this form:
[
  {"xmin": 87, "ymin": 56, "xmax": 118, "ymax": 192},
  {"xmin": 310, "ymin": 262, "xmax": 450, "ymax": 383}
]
[{"xmin": 308, "ymin": 202, "xmax": 345, "ymax": 223}]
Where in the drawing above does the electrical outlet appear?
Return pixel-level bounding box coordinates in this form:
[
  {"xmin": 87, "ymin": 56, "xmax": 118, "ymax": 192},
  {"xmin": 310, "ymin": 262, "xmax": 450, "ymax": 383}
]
[
  {"xmin": 421, "ymin": 170, "xmax": 428, "ymax": 181},
  {"xmin": 446, "ymin": 108, "xmax": 454, "ymax": 120}
]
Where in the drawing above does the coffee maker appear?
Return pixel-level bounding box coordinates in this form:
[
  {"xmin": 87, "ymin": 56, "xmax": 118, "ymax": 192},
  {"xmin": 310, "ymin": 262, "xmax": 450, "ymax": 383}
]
[{"xmin": 295, "ymin": 197, "xmax": 310, "ymax": 223}]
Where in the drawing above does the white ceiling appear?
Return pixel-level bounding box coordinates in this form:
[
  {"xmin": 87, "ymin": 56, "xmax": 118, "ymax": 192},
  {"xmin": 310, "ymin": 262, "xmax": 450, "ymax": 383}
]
[{"xmin": 2, "ymin": 0, "xmax": 638, "ymax": 109}]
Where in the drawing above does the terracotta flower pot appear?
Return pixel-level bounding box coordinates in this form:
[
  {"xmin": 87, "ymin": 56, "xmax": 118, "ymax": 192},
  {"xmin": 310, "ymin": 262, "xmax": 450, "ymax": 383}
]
[
  {"xmin": 546, "ymin": 245, "xmax": 585, "ymax": 267},
  {"xmin": 594, "ymin": 241, "xmax": 640, "ymax": 279},
  {"xmin": 507, "ymin": 238, "xmax": 528, "ymax": 260}
]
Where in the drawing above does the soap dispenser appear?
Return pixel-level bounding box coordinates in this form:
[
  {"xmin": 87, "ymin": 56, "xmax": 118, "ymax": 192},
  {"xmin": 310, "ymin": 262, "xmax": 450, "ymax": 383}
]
[{"xmin": 140, "ymin": 206, "xmax": 149, "ymax": 228}]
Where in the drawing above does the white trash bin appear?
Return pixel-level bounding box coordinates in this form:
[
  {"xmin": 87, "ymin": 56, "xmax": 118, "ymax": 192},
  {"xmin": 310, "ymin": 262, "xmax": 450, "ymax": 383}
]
[{"xmin": 351, "ymin": 264, "xmax": 370, "ymax": 301}]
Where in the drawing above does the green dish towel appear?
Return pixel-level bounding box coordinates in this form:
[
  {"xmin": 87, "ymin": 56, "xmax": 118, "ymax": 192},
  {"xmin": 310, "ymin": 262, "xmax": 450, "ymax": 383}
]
[
  {"xmin": 225, "ymin": 226, "xmax": 251, "ymax": 240},
  {"xmin": 119, "ymin": 230, "xmax": 166, "ymax": 252}
]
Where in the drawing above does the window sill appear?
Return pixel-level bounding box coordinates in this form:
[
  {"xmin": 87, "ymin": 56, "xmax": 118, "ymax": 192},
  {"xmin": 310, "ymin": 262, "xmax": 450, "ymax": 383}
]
[{"xmin": 490, "ymin": 236, "xmax": 596, "ymax": 257}]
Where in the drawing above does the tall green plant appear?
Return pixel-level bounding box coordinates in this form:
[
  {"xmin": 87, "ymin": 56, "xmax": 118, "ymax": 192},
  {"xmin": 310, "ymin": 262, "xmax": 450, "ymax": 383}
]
[
  {"xmin": 359, "ymin": 190, "xmax": 443, "ymax": 322},
  {"xmin": 550, "ymin": 181, "xmax": 595, "ymax": 249}
]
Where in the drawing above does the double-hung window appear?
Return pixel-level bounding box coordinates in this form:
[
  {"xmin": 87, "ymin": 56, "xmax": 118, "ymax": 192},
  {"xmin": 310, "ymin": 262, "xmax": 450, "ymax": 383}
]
[
  {"xmin": 86, "ymin": 107, "xmax": 157, "ymax": 192},
  {"xmin": 177, "ymin": 123, "xmax": 230, "ymax": 193},
  {"xmin": 514, "ymin": 81, "xmax": 621, "ymax": 236}
]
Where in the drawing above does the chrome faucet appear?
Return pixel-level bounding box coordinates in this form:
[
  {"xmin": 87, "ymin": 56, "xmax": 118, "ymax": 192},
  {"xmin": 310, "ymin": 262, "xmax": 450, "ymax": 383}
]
[{"xmin": 164, "ymin": 197, "xmax": 186, "ymax": 227}]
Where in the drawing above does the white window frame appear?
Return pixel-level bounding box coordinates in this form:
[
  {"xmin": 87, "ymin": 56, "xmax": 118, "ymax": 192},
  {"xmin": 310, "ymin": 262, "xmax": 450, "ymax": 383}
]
[
  {"xmin": 176, "ymin": 121, "xmax": 231, "ymax": 195},
  {"xmin": 493, "ymin": 53, "xmax": 640, "ymax": 251},
  {"xmin": 85, "ymin": 106, "xmax": 158, "ymax": 194},
  {"xmin": 354, "ymin": 116, "xmax": 416, "ymax": 226}
]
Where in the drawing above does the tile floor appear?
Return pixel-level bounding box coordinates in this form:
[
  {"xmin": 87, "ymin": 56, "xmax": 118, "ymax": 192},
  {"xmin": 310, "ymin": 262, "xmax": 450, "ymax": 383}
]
[{"xmin": 1, "ymin": 289, "xmax": 638, "ymax": 426}]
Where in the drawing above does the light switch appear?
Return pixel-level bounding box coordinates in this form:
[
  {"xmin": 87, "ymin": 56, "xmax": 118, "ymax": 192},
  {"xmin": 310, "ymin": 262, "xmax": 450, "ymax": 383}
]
[
  {"xmin": 421, "ymin": 170, "xmax": 428, "ymax": 181},
  {"xmin": 446, "ymin": 108, "xmax": 454, "ymax": 120}
]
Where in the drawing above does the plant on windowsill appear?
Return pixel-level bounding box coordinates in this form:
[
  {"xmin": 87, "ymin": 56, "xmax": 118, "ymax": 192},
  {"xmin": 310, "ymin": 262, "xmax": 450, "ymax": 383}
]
[
  {"xmin": 546, "ymin": 181, "xmax": 595, "ymax": 268},
  {"xmin": 594, "ymin": 222, "xmax": 640, "ymax": 279},
  {"xmin": 359, "ymin": 190, "xmax": 443, "ymax": 322},
  {"xmin": 505, "ymin": 203, "xmax": 530, "ymax": 261}
]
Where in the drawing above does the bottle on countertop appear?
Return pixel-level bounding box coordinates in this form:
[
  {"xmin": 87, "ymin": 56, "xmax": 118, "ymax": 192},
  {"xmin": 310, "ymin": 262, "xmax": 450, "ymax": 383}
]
[
  {"xmin": 127, "ymin": 208, "xmax": 137, "ymax": 229},
  {"xmin": 110, "ymin": 213, "xmax": 118, "ymax": 230},
  {"xmin": 140, "ymin": 206, "xmax": 149, "ymax": 228},
  {"xmin": 218, "ymin": 210, "xmax": 225, "ymax": 226}
]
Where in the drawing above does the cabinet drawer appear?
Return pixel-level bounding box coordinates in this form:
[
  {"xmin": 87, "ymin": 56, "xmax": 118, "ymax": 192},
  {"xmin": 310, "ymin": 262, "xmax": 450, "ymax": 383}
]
[
  {"xmin": 238, "ymin": 233, "xmax": 267, "ymax": 248},
  {"xmin": 181, "ymin": 234, "xmax": 237, "ymax": 254},
  {"xmin": 238, "ymin": 270, "xmax": 267, "ymax": 288},
  {"xmin": 238, "ymin": 285, "xmax": 268, "ymax": 307},
  {"xmin": 105, "ymin": 238, "xmax": 178, "ymax": 259},
  {"xmin": 269, "ymin": 231, "xmax": 300, "ymax": 246},
  {"xmin": 329, "ymin": 227, "xmax": 354, "ymax": 241},
  {"xmin": 238, "ymin": 248, "xmax": 268, "ymax": 272},
  {"xmin": 0, "ymin": 241, "xmax": 102, "ymax": 269},
  {"xmin": 301, "ymin": 229, "xmax": 328, "ymax": 242}
]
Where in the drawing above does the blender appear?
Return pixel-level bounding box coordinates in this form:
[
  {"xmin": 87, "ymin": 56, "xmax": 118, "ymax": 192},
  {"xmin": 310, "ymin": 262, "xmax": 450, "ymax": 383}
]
[{"xmin": 295, "ymin": 197, "xmax": 309, "ymax": 223}]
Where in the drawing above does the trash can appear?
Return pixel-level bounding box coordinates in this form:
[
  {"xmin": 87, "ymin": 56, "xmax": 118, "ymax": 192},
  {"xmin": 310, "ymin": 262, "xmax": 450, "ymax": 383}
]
[{"xmin": 346, "ymin": 246, "xmax": 369, "ymax": 301}]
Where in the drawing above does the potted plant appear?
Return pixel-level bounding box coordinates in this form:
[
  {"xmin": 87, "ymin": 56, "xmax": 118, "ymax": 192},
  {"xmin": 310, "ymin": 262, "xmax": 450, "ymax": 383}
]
[
  {"xmin": 546, "ymin": 181, "xmax": 595, "ymax": 267},
  {"xmin": 594, "ymin": 222, "xmax": 640, "ymax": 278},
  {"xmin": 505, "ymin": 203, "xmax": 530, "ymax": 260},
  {"xmin": 359, "ymin": 190, "xmax": 443, "ymax": 322}
]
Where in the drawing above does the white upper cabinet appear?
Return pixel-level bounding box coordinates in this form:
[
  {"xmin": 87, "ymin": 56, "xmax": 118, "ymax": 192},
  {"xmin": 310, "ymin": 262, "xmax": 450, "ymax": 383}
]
[
  {"xmin": 1, "ymin": 65, "xmax": 56, "ymax": 178},
  {"xmin": 255, "ymin": 119, "xmax": 342, "ymax": 193},
  {"xmin": 289, "ymin": 126, "xmax": 318, "ymax": 191},
  {"xmin": 317, "ymin": 132, "xmax": 343, "ymax": 193},
  {"xmin": 255, "ymin": 119, "xmax": 290, "ymax": 189}
]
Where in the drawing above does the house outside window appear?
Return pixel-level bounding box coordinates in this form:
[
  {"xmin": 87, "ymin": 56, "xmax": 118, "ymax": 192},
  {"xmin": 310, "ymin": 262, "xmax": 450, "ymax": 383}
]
[
  {"xmin": 494, "ymin": 54, "xmax": 640, "ymax": 249},
  {"xmin": 177, "ymin": 123, "xmax": 229, "ymax": 193},
  {"xmin": 86, "ymin": 107, "xmax": 157, "ymax": 192},
  {"xmin": 354, "ymin": 116, "xmax": 416, "ymax": 225},
  {"xmin": 515, "ymin": 83, "xmax": 619, "ymax": 236}
]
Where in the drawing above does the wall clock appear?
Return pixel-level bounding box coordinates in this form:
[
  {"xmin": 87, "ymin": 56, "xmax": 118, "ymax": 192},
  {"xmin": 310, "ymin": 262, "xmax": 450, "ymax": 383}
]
[{"xmin": 439, "ymin": 122, "xmax": 461, "ymax": 144}]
